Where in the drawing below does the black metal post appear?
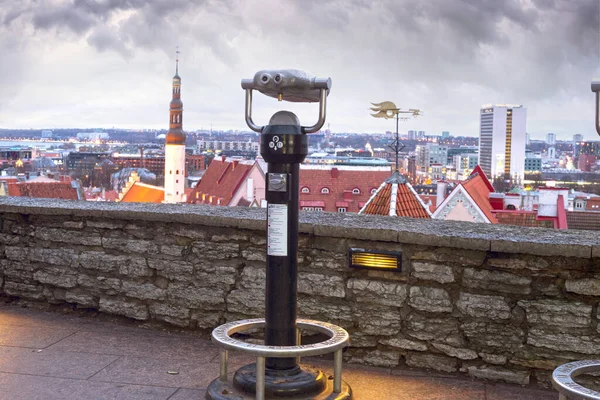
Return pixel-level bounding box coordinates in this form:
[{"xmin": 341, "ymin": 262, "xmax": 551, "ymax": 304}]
[{"xmin": 260, "ymin": 123, "xmax": 307, "ymax": 370}]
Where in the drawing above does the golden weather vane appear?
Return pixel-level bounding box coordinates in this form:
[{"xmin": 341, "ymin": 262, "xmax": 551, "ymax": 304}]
[{"xmin": 370, "ymin": 101, "xmax": 423, "ymax": 171}]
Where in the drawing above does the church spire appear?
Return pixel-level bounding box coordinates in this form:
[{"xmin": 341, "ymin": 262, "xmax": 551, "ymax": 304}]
[
  {"xmin": 175, "ymin": 47, "xmax": 180, "ymax": 77},
  {"xmin": 166, "ymin": 48, "xmax": 185, "ymax": 145}
]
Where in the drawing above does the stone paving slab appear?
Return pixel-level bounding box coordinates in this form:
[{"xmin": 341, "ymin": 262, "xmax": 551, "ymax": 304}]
[
  {"xmin": 0, "ymin": 372, "xmax": 178, "ymax": 400},
  {"xmin": 0, "ymin": 346, "xmax": 118, "ymax": 379},
  {"xmin": 0, "ymin": 303, "xmax": 559, "ymax": 400}
]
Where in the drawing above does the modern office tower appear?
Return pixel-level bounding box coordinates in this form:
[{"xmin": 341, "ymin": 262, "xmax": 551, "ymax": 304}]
[
  {"xmin": 441, "ymin": 131, "xmax": 450, "ymax": 139},
  {"xmin": 478, "ymin": 104, "xmax": 526, "ymax": 182},
  {"xmin": 546, "ymin": 132, "xmax": 556, "ymax": 145},
  {"xmin": 573, "ymin": 134, "xmax": 583, "ymax": 143}
]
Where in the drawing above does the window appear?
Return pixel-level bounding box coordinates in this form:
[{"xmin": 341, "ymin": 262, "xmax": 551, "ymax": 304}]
[
  {"xmin": 303, "ymin": 207, "xmax": 314, "ymax": 211},
  {"xmin": 170, "ymin": 170, "xmax": 173, "ymax": 174},
  {"xmin": 176, "ymin": 191, "xmax": 179, "ymax": 195},
  {"xmin": 176, "ymin": 170, "xmax": 179, "ymax": 175},
  {"xmin": 301, "ymin": 187, "xmax": 310, "ymax": 193},
  {"xmin": 176, "ymin": 180, "xmax": 179, "ymax": 183},
  {"xmin": 321, "ymin": 187, "xmax": 330, "ymax": 194},
  {"xmin": 338, "ymin": 207, "xmax": 347, "ymax": 213},
  {"xmin": 315, "ymin": 207, "xmax": 323, "ymax": 212},
  {"xmin": 352, "ymin": 188, "xmax": 360, "ymax": 195},
  {"xmin": 370, "ymin": 188, "xmax": 377, "ymax": 195}
]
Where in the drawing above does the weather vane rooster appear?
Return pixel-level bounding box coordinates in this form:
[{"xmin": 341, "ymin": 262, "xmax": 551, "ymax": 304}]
[{"xmin": 370, "ymin": 101, "xmax": 422, "ymax": 119}]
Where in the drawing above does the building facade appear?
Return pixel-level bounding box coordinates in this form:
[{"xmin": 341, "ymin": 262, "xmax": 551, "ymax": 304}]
[{"xmin": 478, "ymin": 104, "xmax": 526, "ymax": 181}]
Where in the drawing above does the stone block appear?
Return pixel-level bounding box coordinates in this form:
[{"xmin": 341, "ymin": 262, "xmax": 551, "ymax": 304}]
[
  {"xmin": 355, "ymin": 349, "xmax": 400, "ymax": 368},
  {"xmin": 77, "ymin": 274, "xmax": 121, "ymax": 292},
  {"xmin": 411, "ymin": 262, "xmax": 454, "ymax": 283},
  {"xmin": 28, "ymin": 248, "xmax": 78, "ymax": 267},
  {"xmin": 347, "ymin": 278, "xmax": 407, "ymax": 307},
  {"xmin": 122, "ymin": 281, "xmax": 166, "ymax": 301},
  {"xmin": 456, "ymin": 292, "xmax": 511, "ymax": 320},
  {"xmin": 86, "ymin": 220, "xmax": 126, "ymax": 229},
  {"xmin": 350, "ymin": 333, "xmax": 379, "ymax": 348},
  {"xmin": 195, "ymin": 311, "xmax": 221, "ymax": 329},
  {"xmin": 432, "ymin": 343, "xmax": 477, "ymax": 360},
  {"xmin": 406, "ymin": 313, "xmax": 463, "ymax": 346},
  {"xmin": 355, "ymin": 304, "xmax": 402, "ymax": 336},
  {"xmin": 380, "ymin": 336, "xmax": 427, "ymax": 351},
  {"xmin": 462, "ymin": 268, "xmax": 531, "ymax": 294},
  {"xmin": 148, "ymin": 259, "xmax": 193, "ymax": 281},
  {"xmin": 65, "ymin": 291, "xmax": 97, "ymax": 307},
  {"xmin": 565, "ymin": 279, "xmax": 600, "ymax": 296},
  {"xmin": 159, "ymin": 245, "xmax": 186, "ymax": 257},
  {"xmin": 192, "ymin": 242, "xmax": 239, "ymax": 260},
  {"xmin": 118, "ymin": 258, "xmax": 152, "ymax": 278},
  {"xmin": 462, "ymin": 321, "xmax": 525, "ymax": 350},
  {"xmin": 35, "ymin": 227, "xmax": 102, "ymax": 246},
  {"xmin": 227, "ymin": 288, "xmax": 264, "ymax": 316},
  {"xmin": 479, "ymin": 353, "xmax": 507, "ymax": 365},
  {"xmin": 4, "ymin": 281, "xmax": 44, "ymax": 300},
  {"xmin": 298, "ymin": 273, "xmax": 345, "ymax": 298},
  {"xmin": 467, "ymin": 365, "xmax": 529, "ymax": 385},
  {"xmin": 149, "ymin": 303, "xmax": 190, "ymax": 321},
  {"xmin": 212, "ymin": 233, "xmax": 248, "ymax": 242},
  {"xmin": 33, "ymin": 268, "xmax": 77, "ymax": 288},
  {"xmin": 4, "ymin": 246, "xmax": 28, "ymax": 261},
  {"xmin": 102, "ymin": 237, "xmax": 158, "ymax": 255},
  {"xmin": 298, "ymin": 296, "xmax": 353, "ymax": 328},
  {"xmin": 410, "ymin": 247, "xmax": 487, "ymax": 266},
  {"xmin": 528, "ymin": 328, "xmax": 600, "ymax": 354},
  {"xmin": 241, "ymin": 247, "xmax": 266, "ymax": 262},
  {"xmin": 99, "ymin": 298, "xmax": 148, "ymax": 320},
  {"xmin": 408, "ymin": 286, "xmax": 452, "ymax": 313},
  {"xmin": 518, "ymin": 299, "xmax": 592, "ymax": 328},
  {"xmin": 406, "ymin": 353, "xmax": 458, "ymax": 373},
  {"xmin": 172, "ymin": 226, "xmax": 208, "ymax": 240},
  {"xmin": 486, "ymin": 257, "xmax": 549, "ymax": 272},
  {"xmin": 167, "ymin": 281, "xmax": 226, "ymax": 308}
]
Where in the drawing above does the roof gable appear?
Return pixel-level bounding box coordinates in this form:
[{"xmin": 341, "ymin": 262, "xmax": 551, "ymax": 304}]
[
  {"xmin": 432, "ymin": 183, "xmax": 494, "ymax": 223},
  {"xmin": 188, "ymin": 158, "xmax": 254, "ymax": 205},
  {"xmin": 470, "ymin": 165, "xmax": 494, "ymax": 193},
  {"xmin": 120, "ymin": 182, "xmax": 165, "ymax": 203}
]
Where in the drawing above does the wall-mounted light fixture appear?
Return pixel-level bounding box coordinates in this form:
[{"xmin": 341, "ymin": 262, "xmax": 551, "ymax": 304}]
[{"xmin": 348, "ymin": 248, "xmax": 402, "ymax": 271}]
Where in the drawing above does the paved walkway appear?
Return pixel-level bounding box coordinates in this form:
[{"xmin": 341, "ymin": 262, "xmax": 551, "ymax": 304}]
[{"xmin": 0, "ymin": 303, "xmax": 557, "ymax": 400}]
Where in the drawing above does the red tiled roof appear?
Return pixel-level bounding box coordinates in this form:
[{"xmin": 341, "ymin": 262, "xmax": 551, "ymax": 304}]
[
  {"xmin": 187, "ymin": 158, "xmax": 253, "ymax": 206},
  {"xmin": 494, "ymin": 211, "xmax": 554, "ymax": 228},
  {"xmin": 470, "ymin": 165, "xmax": 494, "ymax": 193},
  {"xmin": 462, "ymin": 173, "xmax": 497, "ymax": 223},
  {"xmin": 120, "ymin": 182, "xmax": 164, "ymax": 203},
  {"xmin": 586, "ymin": 198, "xmax": 600, "ymax": 211},
  {"xmin": 567, "ymin": 211, "xmax": 600, "ymax": 231},
  {"xmin": 299, "ymin": 167, "xmax": 390, "ymax": 213},
  {"xmin": 7, "ymin": 182, "xmax": 78, "ymax": 200},
  {"xmin": 360, "ymin": 171, "xmax": 430, "ymax": 218}
]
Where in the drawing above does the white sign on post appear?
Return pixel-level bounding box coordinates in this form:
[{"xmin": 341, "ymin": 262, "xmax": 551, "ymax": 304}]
[{"xmin": 267, "ymin": 203, "xmax": 288, "ymax": 256}]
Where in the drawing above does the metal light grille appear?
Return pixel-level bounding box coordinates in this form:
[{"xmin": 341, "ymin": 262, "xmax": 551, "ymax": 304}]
[{"xmin": 348, "ymin": 248, "xmax": 402, "ymax": 271}]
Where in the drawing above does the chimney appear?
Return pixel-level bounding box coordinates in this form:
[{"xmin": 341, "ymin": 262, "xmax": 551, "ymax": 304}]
[
  {"xmin": 436, "ymin": 181, "xmax": 447, "ymax": 206},
  {"xmin": 232, "ymin": 160, "xmax": 239, "ymax": 170},
  {"xmin": 331, "ymin": 168, "xmax": 339, "ymax": 178},
  {"xmin": 221, "ymin": 155, "xmax": 226, "ymax": 162}
]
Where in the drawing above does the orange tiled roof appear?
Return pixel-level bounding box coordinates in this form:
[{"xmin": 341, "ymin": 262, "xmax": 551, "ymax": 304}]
[
  {"xmin": 188, "ymin": 158, "xmax": 254, "ymax": 205},
  {"xmin": 120, "ymin": 182, "xmax": 164, "ymax": 203},
  {"xmin": 462, "ymin": 173, "xmax": 497, "ymax": 223},
  {"xmin": 7, "ymin": 182, "xmax": 78, "ymax": 200},
  {"xmin": 299, "ymin": 167, "xmax": 390, "ymax": 213},
  {"xmin": 470, "ymin": 165, "xmax": 494, "ymax": 193},
  {"xmin": 359, "ymin": 171, "xmax": 430, "ymax": 218}
]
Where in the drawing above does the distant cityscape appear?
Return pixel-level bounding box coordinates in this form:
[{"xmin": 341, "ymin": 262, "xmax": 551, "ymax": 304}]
[{"xmin": 0, "ymin": 63, "xmax": 599, "ymax": 233}]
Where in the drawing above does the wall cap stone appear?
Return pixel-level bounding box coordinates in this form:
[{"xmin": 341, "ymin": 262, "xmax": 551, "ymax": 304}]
[{"xmin": 0, "ymin": 197, "xmax": 597, "ymax": 258}]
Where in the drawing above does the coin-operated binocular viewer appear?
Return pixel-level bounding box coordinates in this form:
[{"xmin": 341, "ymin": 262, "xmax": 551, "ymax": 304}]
[{"xmin": 206, "ymin": 70, "xmax": 352, "ymax": 400}]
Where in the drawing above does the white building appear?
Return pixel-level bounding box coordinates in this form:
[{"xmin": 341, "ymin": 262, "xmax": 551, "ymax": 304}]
[
  {"xmin": 546, "ymin": 132, "xmax": 556, "ymax": 145},
  {"xmin": 478, "ymin": 104, "xmax": 526, "ymax": 182}
]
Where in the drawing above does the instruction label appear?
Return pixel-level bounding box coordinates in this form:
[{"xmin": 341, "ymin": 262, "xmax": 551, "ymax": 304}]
[{"xmin": 267, "ymin": 203, "xmax": 288, "ymax": 256}]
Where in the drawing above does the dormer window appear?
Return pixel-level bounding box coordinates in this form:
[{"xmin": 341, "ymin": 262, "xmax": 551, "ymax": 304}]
[
  {"xmin": 352, "ymin": 188, "xmax": 361, "ymax": 195},
  {"xmin": 301, "ymin": 187, "xmax": 310, "ymax": 194},
  {"xmin": 370, "ymin": 188, "xmax": 377, "ymax": 195},
  {"xmin": 321, "ymin": 187, "xmax": 330, "ymax": 194}
]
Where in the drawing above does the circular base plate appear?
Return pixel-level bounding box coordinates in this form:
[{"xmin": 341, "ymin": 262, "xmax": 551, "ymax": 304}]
[
  {"xmin": 233, "ymin": 363, "xmax": 326, "ymax": 397},
  {"xmin": 206, "ymin": 375, "xmax": 352, "ymax": 400}
]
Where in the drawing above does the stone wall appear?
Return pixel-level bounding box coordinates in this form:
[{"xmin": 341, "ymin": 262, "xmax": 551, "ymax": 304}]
[{"xmin": 0, "ymin": 197, "xmax": 599, "ymax": 387}]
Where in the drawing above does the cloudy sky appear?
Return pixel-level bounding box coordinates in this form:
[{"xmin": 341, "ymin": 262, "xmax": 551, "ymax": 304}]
[{"xmin": 0, "ymin": 0, "xmax": 599, "ymax": 139}]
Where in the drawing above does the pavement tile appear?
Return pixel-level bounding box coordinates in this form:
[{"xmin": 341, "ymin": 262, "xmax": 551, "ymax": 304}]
[
  {"xmin": 0, "ymin": 346, "xmax": 119, "ymax": 379},
  {"xmin": 0, "ymin": 372, "xmax": 177, "ymax": 400},
  {"xmin": 0, "ymin": 325, "xmax": 77, "ymax": 348},
  {"xmin": 90, "ymin": 355, "xmax": 219, "ymax": 389},
  {"xmin": 486, "ymin": 383, "xmax": 557, "ymax": 400},
  {"xmin": 168, "ymin": 388, "xmax": 206, "ymax": 400},
  {"xmin": 46, "ymin": 330, "xmax": 218, "ymax": 360}
]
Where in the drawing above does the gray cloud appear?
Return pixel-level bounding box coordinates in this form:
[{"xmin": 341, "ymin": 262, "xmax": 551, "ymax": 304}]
[{"xmin": 0, "ymin": 0, "xmax": 598, "ymax": 139}]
